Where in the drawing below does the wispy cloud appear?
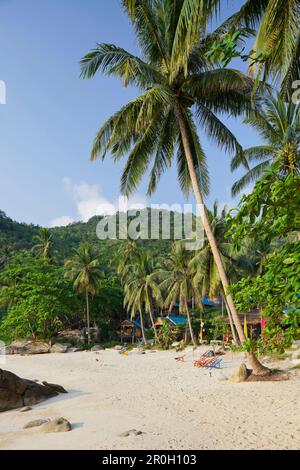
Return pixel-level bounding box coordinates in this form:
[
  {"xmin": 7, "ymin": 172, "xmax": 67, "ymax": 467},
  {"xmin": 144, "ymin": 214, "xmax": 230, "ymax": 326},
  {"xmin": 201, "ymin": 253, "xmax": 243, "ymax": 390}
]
[
  {"xmin": 49, "ymin": 215, "xmax": 74, "ymax": 228},
  {"xmin": 49, "ymin": 177, "xmax": 147, "ymax": 227}
]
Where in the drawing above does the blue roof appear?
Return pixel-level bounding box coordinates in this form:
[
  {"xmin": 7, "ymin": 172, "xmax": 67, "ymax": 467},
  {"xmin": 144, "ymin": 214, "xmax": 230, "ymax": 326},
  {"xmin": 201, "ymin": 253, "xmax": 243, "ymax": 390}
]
[
  {"xmin": 132, "ymin": 319, "xmax": 142, "ymax": 328},
  {"xmin": 283, "ymin": 308, "xmax": 300, "ymax": 314},
  {"xmin": 173, "ymin": 298, "xmax": 216, "ymax": 308},
  {"xmin": 168, "ymin": 315, "xmax": 187, "ymax": 326},
  {"xmin": 202, "ymin": 296, "xmax": 216, "ymax": 307}
]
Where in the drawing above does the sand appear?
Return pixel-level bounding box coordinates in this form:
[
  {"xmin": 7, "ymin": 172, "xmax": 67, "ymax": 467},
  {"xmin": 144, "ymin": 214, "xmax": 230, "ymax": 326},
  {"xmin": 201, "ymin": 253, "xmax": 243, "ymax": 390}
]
[{"xmin": 0, "ymin": 348, "xmax": 299, "ymax": 450}]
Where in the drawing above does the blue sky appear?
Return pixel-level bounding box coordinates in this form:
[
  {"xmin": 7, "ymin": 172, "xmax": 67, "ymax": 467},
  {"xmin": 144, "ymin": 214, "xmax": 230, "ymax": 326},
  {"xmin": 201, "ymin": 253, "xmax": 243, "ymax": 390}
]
[{"xmin": 0, "ymin": 0, "xmax": 261, "ymax": 226}]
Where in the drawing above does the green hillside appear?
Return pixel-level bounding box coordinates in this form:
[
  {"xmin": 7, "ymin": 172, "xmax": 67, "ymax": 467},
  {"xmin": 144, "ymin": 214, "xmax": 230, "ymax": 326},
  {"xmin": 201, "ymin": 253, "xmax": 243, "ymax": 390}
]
[{"xmin": 0, "ymin": 208, "xmax": 193, "ymax": 266}]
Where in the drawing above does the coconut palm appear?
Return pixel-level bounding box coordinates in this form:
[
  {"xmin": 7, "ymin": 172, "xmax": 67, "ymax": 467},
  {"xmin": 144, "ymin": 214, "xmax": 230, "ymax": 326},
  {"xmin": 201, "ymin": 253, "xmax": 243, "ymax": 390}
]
[
  {"xmin": 116, "ymin": 239, "xmax": 137, "ymax": 278},
  {"xmin": 64, "ymin": 244, "xmax": 102, "ymax": 344},
  {"xmin": 246, "ymin": 0, "xmax": 300, "ymax": 95},
  {"xmin": 80, "ymin": 0, "xmax": 260, "ymax": 365},
  {"xmin": 159, "ymin": 242, "xmax": 200, "ymax": 346},
  {"xmin": 123, "ymin": 250, "xmax": 162, "ymax": 342},
  {"xmin": 32, "ymin": 228, "xmax": 54, "ymax": 261},
  {"xmin": 231, "ymin": 93, "xmax": 300, "ymax": 195},
  {"xmin": 170, "ymin": 0, "xmax": 300, "ymax": 96}
]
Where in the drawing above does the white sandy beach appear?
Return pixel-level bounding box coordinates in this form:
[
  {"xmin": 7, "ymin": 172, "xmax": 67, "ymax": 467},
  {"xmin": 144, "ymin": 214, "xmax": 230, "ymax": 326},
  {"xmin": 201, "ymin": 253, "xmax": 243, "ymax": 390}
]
[{"xmin": 0, "ymin": 348, "xmax": 299, "ymax": 450}]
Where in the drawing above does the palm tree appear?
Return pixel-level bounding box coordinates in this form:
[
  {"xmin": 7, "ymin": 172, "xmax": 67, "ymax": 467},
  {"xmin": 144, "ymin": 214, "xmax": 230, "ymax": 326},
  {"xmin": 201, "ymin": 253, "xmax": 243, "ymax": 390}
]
[
  {"xmin": 160, "ymin": 242, "xmax": 199, "ymax": 346},
  {"xmin": 116, "ymin": 239, "xmax": 137, "ymax": 278},
  {"xmin": 245, "ymin": 0, "xmax": 300, "ymax": 96},
  {"xmin": 80, "ymin": 0, "xmax": 267, "ymax": 369},
  {"xmin": 123, "ymin": 250, "xmax": 162, "ymax": 342},
  {"xmin": 32, "ymin": 228, "xmax": 54, "ymax": 261},
  {"xmin": 231, "ymin": 93, "xmax": 300, "ymax": 195},
  {"xmin": 65, "ymin": 244, "xmax": 102, "ymax": 344},
  {"xmin": 169, "ymin": 0, "xmax": 300, "ymax": 96}
]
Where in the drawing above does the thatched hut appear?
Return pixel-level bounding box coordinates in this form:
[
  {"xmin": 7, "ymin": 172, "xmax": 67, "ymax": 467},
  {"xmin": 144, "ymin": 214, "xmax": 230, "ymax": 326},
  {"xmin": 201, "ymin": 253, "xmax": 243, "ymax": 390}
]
[{"xmin": 120, "ymin": 319, "xmax": 142, "ymax": 343}]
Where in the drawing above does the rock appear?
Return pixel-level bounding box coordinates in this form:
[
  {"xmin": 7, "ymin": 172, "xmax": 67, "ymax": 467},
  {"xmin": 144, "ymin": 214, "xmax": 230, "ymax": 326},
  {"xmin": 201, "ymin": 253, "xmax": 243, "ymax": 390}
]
[
  {"xmin": 19, "ymin": 406, "xmax": 32, "ymax": 413},
  {"xmin": 91, "ymin": 345, "xmax": 104, "ymax": 351},
  {"xmin": 114, "ymin": 345, "xmax": 123, "ymax": 351},
  {"xmin": 67, "ymin": 347, "xmax": 81, "ymax": 353},
  {"xmin": 56, "ymin": 329, "xmax": 84, "ymax": 344},
  {"xmin": 228, "ymin": 363, "xmax": 249, "ymax": 383},
  {"xmin": 0, "ymin": 369, "xmax": 67, "ymax": 412},
  {"xmin": 41, "ymin": 417, "xmax": 72, "ymax": 433},
  {"xmin": 118, "ymin": 429, "xmax": 143, "ymax": 437},
  {"xmin": 24, "ymin": 419, "xmax": 49, "ymax": 429},
  {"xmin": 50, "ymin": 343, "xmax": 69, "ymax": 354},
  {"xmin": 0, "ymin": 389, "xmax": 23, "ymax": 411},
  {"xmin": 23, "ymin": 382, "xmax": 58, "ymax": 407},
  {"xmin": 41, "ymin": 381, "xmax": 67, "ymax": 394},
  {"xmin": 2, "ymin": 340, "xmax": 50, "ymax": 355}
]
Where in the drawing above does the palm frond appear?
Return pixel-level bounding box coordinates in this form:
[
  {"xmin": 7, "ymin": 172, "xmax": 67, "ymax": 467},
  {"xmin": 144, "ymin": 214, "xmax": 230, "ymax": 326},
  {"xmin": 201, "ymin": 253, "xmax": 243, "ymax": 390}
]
[
  {"xmin": 231, "ymin": 145, "xmax": 275, "ymax": 171},
  {"xmin": 233, "ymin": 0, "xmax": 269, "ymax": 29},
  {"xmin": 90, "ymin": 87, "xmax": 167, "ymax": 161},
  {"xmin": 231, "ymin": 160, "xmax": 271, "ymax": 196},
  {"xmin": 130, "ymin": 0, "xmax": 170, "ymax": 68},
  {"xmin": 80, "ymin": 43, "xmax": 161, "ymax": 88},
  {"xmin": 120, "ymin": 119, "xmax": 160, "ymax": 196},
  {"xmin": 196, "ymin": 103, "xmax": 243, "ymax": 156},
  {"xmin": 147, "ymin": 108, "xmax": 178, "ymax": 196},
  {"xmin": 170, "ymin": 0, "xmax": 220, "ymax": 76}
]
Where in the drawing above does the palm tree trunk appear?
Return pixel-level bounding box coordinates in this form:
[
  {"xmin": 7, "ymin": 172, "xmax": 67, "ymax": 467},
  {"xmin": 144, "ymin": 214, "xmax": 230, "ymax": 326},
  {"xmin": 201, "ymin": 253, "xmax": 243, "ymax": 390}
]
[
  {"xmin": 223, "ymin": 294, "xmax": 239, "ymax": 346},
  {"xmin": 149, "ymin": 308, "xmax": 158, "ymax": 341},
  {"xmin": 199, "ymin": 308, "xmax": 204, "ymax": 344},
  {"xmin": 185, "ymin": 301, "xmax": 196, "ymax": 346},
  {"xmin": 85, "ymin": 289, "xmax": 91, "ymax": 345},
  {"xmin": 176, "ymin": 105, "xmax": 269, "ymax": 375},
  {"xmin": 139, "ymin": 311, "xmax": 147, "ymax": 344}
]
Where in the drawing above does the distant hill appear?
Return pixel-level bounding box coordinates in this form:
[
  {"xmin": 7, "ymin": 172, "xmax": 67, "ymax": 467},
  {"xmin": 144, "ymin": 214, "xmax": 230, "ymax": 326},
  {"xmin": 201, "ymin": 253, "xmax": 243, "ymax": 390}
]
[
  {"xmin": 0, "ymin": 208, "xmax": 195, "ymax": 265},
  {"xmin": 0, "ymin": 210, "xmax": 39, "ymax": 252}
]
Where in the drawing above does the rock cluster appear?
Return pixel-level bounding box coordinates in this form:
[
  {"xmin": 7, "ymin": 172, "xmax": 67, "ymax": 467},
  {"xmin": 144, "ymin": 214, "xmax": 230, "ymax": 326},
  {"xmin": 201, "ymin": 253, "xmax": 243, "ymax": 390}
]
[{"xmin": 0, "ymin": 369, "xmax": 67, "ymax": 412}]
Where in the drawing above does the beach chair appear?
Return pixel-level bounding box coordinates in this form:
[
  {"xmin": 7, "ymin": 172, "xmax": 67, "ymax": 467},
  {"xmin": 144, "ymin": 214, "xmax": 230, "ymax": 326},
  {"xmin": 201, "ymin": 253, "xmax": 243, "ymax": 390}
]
[
  {"xmin": 206, "ymin": 357, "xmax": 222, "ymax": 369},
  {"xmin": 193, "ymin": 356, "xmax": 218, "ymax": 368},
  {"xmin": 175, "ymin": 355, "xmax": 186, "ymax": 362}
]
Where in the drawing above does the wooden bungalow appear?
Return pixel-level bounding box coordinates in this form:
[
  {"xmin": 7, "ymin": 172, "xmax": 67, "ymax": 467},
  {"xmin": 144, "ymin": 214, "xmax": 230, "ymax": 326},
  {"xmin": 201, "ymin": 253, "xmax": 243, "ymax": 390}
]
[
  {"xmin": 119, "ymin": 319, "xmax": 142, "ymax": 344},
  {"xmin": 224, "ymin": 310, "xmax": 263, "ymax": 342},
  {"xmin": 155, "ymin": 315, "xmax": 190, "ymax": 342}
]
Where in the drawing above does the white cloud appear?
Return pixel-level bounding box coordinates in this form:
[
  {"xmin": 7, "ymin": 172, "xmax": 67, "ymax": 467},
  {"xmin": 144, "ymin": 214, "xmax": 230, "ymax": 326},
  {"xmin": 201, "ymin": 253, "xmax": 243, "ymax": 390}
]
[
  {"xmin": 49, "ymin": 178, "xmax": 148, "ymax": 226},
  {"xmin": 49, "ymin": 215, "xmax": 74, "ymax": 228}
]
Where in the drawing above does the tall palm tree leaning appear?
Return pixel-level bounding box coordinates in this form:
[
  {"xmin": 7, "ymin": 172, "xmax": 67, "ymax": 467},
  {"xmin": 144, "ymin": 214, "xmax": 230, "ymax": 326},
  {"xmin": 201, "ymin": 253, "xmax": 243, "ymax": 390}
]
[
  {"xmin": 123, "ymin": 250, "xmax": 162, "ymax": 343},
  {"xmin": 32, "ymin": 228, "xmax": 54, "ymax": 261},
  {"xmin": 80, "ymin": 0, "xmax": 268, "ymax": 374},
  {"xmin": 231, "ymin": 92, "xmax": 300, "ymax": 195},
  {"xmin": 65, "ymin": 244, "xmax": 102, "ymax": 345}
]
